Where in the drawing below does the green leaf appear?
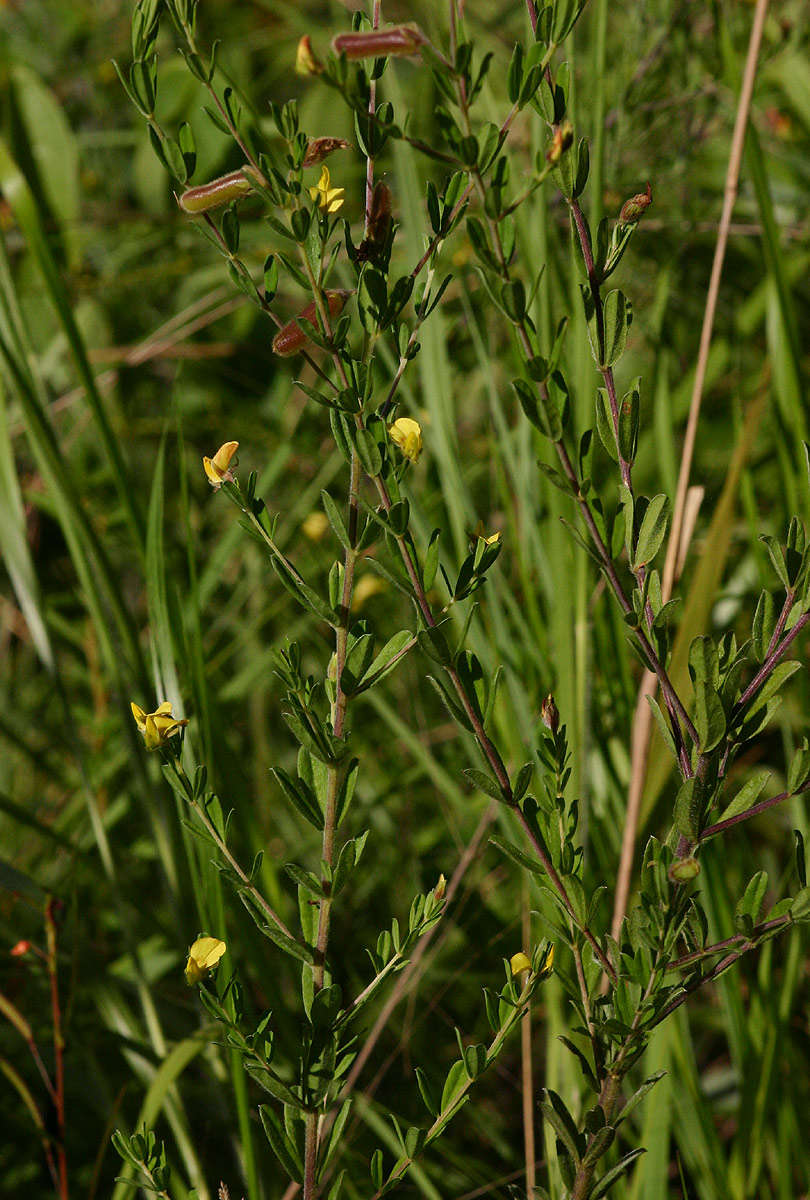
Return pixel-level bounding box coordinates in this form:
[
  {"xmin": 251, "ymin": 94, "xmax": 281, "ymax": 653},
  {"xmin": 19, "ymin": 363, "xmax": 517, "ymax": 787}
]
[
  {"xmin": 694, "ymin": 681, "xmax": 726, "ymax": 753},
  {"xmin": 588, "ymin": 1148, "xmax": 646, "ymax": 1198},
  {"xmin": 600, "ymin": 290, "xmax": 632, "ymax": 368},
  {"xmin": 260, "ymin": 922, "xmax": 314, "ymax": 965},
  {"xmin": 631, "ymin": 494, "xmax": 670, "ymax": 569},
  {"xmin": 715, "ymin": 770, "xmax": 770, "ymax": 825},
  {"xmin": 259, "ymin": 1106, "xmax": 302, "ymax": 1181}
]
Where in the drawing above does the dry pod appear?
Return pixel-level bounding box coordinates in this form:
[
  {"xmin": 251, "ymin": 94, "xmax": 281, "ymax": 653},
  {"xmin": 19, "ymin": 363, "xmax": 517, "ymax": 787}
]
[
  {"xmin": 272, "ymin": 290, "xmax": 349, "ymax": 357},
  {"xmin": 303, "ymin": 137, "xmax": 351, "ymax": 168},
  {"xmin": 356, "ymin": 182, "xmax": 393, "ymax": 262},
  {"xmin": 332, "ymin": 24, "xmax": 425, "ymax": 60},
  {"xmin": 179, "ymin": 166, "xmax": 263, "ymax": 214},
  {"xmin": 619, "ymin": 182, "xmax": 652, "ymax": 224}
]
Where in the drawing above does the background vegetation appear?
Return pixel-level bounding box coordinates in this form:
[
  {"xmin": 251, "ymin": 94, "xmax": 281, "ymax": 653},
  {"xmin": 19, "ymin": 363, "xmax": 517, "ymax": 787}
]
[{"xmin": 1, "ymin": 1, "xmax": 809, "ymax": 1198}]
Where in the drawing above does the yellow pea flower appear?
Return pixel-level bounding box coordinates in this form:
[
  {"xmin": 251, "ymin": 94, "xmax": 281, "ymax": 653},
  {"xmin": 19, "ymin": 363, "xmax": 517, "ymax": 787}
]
[
  {"xmin": 185, "ymin": 936, "xmax": 227, "ymax": 985},
  {"xmin": 309, "ymin": 165, "xmax": 345, "ymax": 214},
  {"xmin": 130, "ymin": 701, "xmax": 188, "ymax": 752},
  {"xmin": 510, "ymin": 951, "xmax": 532, "ymax": 976},
  {"xmin": 203, "ymin": 441, "xmax": 239, "ymax": 489},
  {"xmin": 388, "ymin": 416, "xmax": 423, "ymax": 463}
]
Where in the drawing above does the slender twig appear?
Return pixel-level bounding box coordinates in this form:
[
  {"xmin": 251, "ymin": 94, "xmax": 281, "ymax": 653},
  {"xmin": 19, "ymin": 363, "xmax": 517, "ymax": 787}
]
[
  {"xmin": 610, "ymin": 0, "xmax": 771, "ymax": 943},
  {"xmin": 733, "ymin": 611, "xmax": 810, "ymax": 718},
  {"xmin": 654, "ymin": 915, "xmax": 791, "ymax": 1025},
  {"xmin": 699, "ymin": 779, "xmax": 810, "ymax": 841},
  {"xmin": 45, "ymin": 900, "xmax": 68, "ymax": 1200},
  {"xmin": 520, "ymin": 887, "xmax": 536, "ymax": 1200},
  {"xmin": 667, "ymin": 913, "xmax": 791, "ymax": 971},
  {"xmin": 280, "ymin": 800, "xmax": 499, "ymax": 1200}
]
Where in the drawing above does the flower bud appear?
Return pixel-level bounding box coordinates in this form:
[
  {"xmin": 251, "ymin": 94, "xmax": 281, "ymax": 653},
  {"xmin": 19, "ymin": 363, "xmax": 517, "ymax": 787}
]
[
  {"xmin": 10, "ymin": 940, "xmax": 31, "ymax": 958},
  {"xmin": 668, "ymin": 857, "xmax": 700, "ymax": 884},
  {"xmin": 619, "ymin": 182, "xmax": 652, "ymax": 224},
  {"xmin": 433, "ymin": 873, "xmax": 447, "ymax": 902},
  {"xmin": 272, "ymin": 290, "xmax": 350, "ymax": 357},
  {"xmin": 332, "ymin": 24, "xmax": 426, "ymax": 60},
  {"xmin": 540, "ymin": 694, "xmax": 559, "ymax": 734},
  {"xmin": 296, "ymin": 35, "xmax": 324, "ymax": 76},
  {"xmin": 178, "ymin": 166, "xmax": 262, "ymax": 214},
  {"xmin": 546, "ymin": 121, "xmax": 574, "ymax": 165},
  {"xmin": 303, "ymin": 137, "xmax": 350, "ymax": 168}
]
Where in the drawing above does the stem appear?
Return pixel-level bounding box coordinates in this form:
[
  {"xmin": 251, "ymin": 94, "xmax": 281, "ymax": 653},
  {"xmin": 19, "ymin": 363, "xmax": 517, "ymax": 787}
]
[
  {"xmin": 667, "ymin": 913, "xmax": 791, "ymax": 971},
  {"xmin": 183, "ymin": 781, "xmax": 294, "ymax": 939},
  {"xmin": 520, "ymin": 890, "xmax": 536, "ymax": 1200},
  {"xmin": 732, "ymin": 610, "xmax": 810, "ymax": 719},
  {"xmin": 369, "ymin": 467, "xmax": 619, "ymax": 984},
  {"xmin": 303, "ymin": 450, "xmax": 360, "ymax": 1200},
  {"xmin": 699, "ymin": 779, "xmax": 810, "ymax": 841},
  {"xmin": 45, "ymin": 900, "xmax": 68, "ymax": 1200},
  {"xmin": 367, "ymin": 979, "xmax": 535, "ymax": 1200}
]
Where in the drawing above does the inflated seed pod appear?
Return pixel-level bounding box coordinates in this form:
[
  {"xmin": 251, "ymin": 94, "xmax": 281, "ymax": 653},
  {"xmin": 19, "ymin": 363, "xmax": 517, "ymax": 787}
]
[
  {"xmin": 272, "ymin": 290, "xmax": 350, "ymax": 357},
  {"xmin": 179, "ymin": 165, "xmax": 263, "ymax": 214}
]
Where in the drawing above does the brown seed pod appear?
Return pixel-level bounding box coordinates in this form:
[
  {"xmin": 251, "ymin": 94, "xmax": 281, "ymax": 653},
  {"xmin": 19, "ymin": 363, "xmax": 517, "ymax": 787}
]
[
  {"xmin": 619, "ymin": 182, "xmax": 653, "ymax": 225},
  {"xmin": 331, "ymin": 24, "xmax": 425, "ymax": 60},
  {"xmin": 272, "ymin": 290, "xmax": 350, "ymax": 357},
  {"xmin": 178, "ymin": 166, "xmax": 263, "ymax": 214}
]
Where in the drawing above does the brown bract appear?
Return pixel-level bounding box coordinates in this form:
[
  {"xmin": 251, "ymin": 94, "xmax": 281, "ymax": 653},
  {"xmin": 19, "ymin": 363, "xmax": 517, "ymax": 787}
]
[{"xmin": 303, "ymin": 137, "xmax": 351, "ymax": 167}]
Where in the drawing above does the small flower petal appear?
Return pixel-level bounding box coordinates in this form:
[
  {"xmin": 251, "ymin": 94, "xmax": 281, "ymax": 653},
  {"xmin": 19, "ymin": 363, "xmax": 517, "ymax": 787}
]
[
  {"xmin": 510, "ymin": 951, "xmax": 532, "ymax": 976},
  {"xmin": 309, "ymin": 166, "xmax": 344, "ymax": 214}
]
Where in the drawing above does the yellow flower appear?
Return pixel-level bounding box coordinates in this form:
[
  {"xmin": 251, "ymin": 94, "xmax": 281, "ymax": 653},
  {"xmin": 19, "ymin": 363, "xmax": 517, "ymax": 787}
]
[
  {"xmin": 203, "ymin": 441, "xmax": 239, "ymax": 489},
  {"xmin": 131, "ymin": 701, "xmax": 189, "ymax": 752},
  {"xmin": 482, "ymin": 531, "xmax": 501, "ymax": 546},
  {"xmin": 510, "ymin": 951, "xmax": 532, "ymax": 976},
  {"xmin": 542, "ymin": 945, "xmax": 555, "ymax": 973},
  {"xmin": 388, "ymin": 417, "xmax": 423, "ymax": 464},
  {"xmin": 185, "ymin": 936, "xmax": 227, "ymax": 985},
  {"xmin": 309, "ymin": 165, "xmax": 344, "ymax": 214},
  {"xmin": 302, "ymin": 511, "xmax": 330, "ymax": 541}
]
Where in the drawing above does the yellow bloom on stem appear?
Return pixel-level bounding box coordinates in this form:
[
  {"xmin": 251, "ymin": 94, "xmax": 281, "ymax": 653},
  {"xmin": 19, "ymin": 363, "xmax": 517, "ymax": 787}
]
[
  {"xmin": 185, "ymin": 936, "xmax": 227, "ymax": 985},
  {"xmin": 203, "ymin": 441, "xmax": 239, "ymax": 489},
  {"xmin": 309, "ymin": 166, "xmax": 344, "ymax": 214},
  {"xmin": 388, "ymin": 416, "xmax": 423, "ymax": 463},
  {"xmin": 131, "ymin": 701, "xmax": 188, "ymax": 752},
  {"xmin": 510, "ymin": 951, "xmax": 532, "ymax": 976}
]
